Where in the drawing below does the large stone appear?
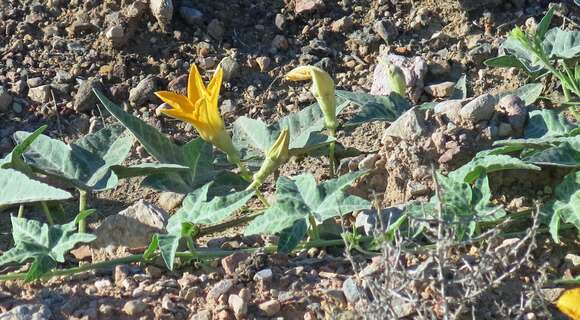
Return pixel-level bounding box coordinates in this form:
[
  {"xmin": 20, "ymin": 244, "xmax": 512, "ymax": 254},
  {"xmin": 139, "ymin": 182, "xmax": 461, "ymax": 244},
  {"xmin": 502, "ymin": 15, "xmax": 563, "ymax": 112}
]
[
  {"xmin": 74, "ymin": 78, "xmax": 103, "ymax": 112},
  {"xmin": 150, "ymin": 0, "xmax": 173, "ymax": 31},
  {"xmin": 497, "ymin": 94, "xmax": 527, "ymax": 136},
  {"xmin": 382, "ymin": 107, "xmax": 426, "ymax": 142},
  {"xmin": 424, "ymin": 81, "xmax": 455, "ymax": 98},
  {"xmin": 342, "ymin": 277, "xmax": 364, "ymax": 304},
  {"xmin": 207, "ymin": 19, "xmax": 224, "ymax": 40},
  {"xmin": 0, "ymin": 86, "xmax": 13, "ymax": 112},
  {"xmin": 28, "ymin": 85, "xmax": 51, "ymax": 104},
  {"xmin": 459, "ymin": 93, "xmax": 497, "ymax": 123},
  {"xmin": 0, "ymin": 304, "xmax": 52, "ymax": 320},
  {"xmin": 190, "ymin": 310, "xmax": 212, "ymax": 320},
  {"xmin": 207, "ymin": 279, "xmax": 234, "ymax": 301},
  {"xmin": 433, "ymin": 99, "xmax": 465, "ymax": 123},
  {"xmin": 295, "ymin": 0, "xmax": 325, "ymax": 14},
  {"xmin": 129, "ymin": 75, "xmax": 159, "ymax": 107},
  {"xmin": 158, "ymin": 192, "xmax": 185, "ymax": 211},
  {"xmin": 122, "ymin": 300, "xmax": 147, "ymax": 316},
  {"xmin": 228, "ymin": 294, "xmax": 247, "ymax": 318},
  {"xmin": 371, "ymin": 53, "xmax": 427, "ymax": 102},
  {"xmin": 178, "ymin": 7, "xmax": 203, "ymax": 25},
  {"xmin": 92, "ymin": 200, "xmax": 168, "ymax": 249},
  {"xmin": 258, "ymin": 300, "xmax": 281, "ymax": 316},
  {"xmin": 219, "ymin": 57, "xmax": 240, "ymax": 81},
  {"xmin": 221, "ymin": 252, "xmax": 251, "ymax": 275},
  {"xmin": 355, "ymin": 205, "xmax": 406, "ymax": 236}
]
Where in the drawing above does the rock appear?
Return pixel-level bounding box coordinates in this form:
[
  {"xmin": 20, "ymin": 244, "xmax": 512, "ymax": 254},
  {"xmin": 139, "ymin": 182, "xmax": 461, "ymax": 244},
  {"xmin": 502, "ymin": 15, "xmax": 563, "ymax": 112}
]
[
  {"xmin": 27, "ymin": 77, "xmax": 43, "ymax": 88},
  {"xmin": 272, "ymin": 35, "xmax": 289, "ymax": 50},
  {"xmin": 94, "ymin": 279, "xmax": 112, "ymax": 291},
  {"xmin": 434, "ymin": 99, "xmax": 464, "ymax": 123},
  {"xmin": 295, "ymin": 0, "xmax": 325, "ymax": 14},
  {"xmin": 497, "ymin": 122, "xmax": 513, "ymax": 137},
  {"xmin": 123, "ymin": 300, "xmax": 147, "ymax": 316},
  {"xmin": 207, "ymin": 279, "xmax": 234, "ymax": 301},
  {"xmin": 68, "ymin": 21, "xmax": 97, "ymax": 36},
  {"xmin": 190, "ymin": 310, "xmax": 212, "ymax": 320},
  {"xmin": 424, "ymin": 81, "xmax": 455, "ymax": 98},
  {"xmin": 221, "ymin": 252, "xmax": 250, "ymax": 275},
  {"xmin": 371, "ymin": 53, "xmax": 427, "ymax": 102},
  {"xmin": 0, "ymin": 304, "xmax": 52, "ymax": 320},
  {"xmin": 459, "ymin": 93, "xmax": 497, "ymax": 123},
  {"xmin": 373, "ymin": 20, "xmax": 398, "ymax": 42},
  {"xmin": 129, "ymin": 75, "xmax": 159, "ymax": 107},
  {"xmin": 254, "ymin": 268, "xmax": 273, "ymax": 282},
  {"xmin": 220, "ymin": 100, "xmax": 235, "ymax": 115},
  {"xmin": 178, "ymin": 7, "xmax": 203, "ymax": 25},
  {"xmin": 12, "ymin": 102, "xmax": 23, "ymax": 114},
  {"xmin": 468, "ymin": 43, "xmax": 493, "ymax": 65},
  {"xmin": 28, "ymin": 85, "xmax": 51, "ymax": 104},
  {"xmin": 358, "ymin": 153, "xmax": 379, "ymax": 171},
  {"xmin": 258, "ymin": 300, "xmax": 281, "ymax": 316},
  {"xmin": 54, "ymin": 70, "xmax": 73, "ymax": 83},
  {"xmin": 274, "ymin": 14, "xmax": 286, "ymax": 30},
  {"xmin": 382, "ymin": 107, "xmax": 426, "ymax": 142},
  {"xmin": 355, "ymin": 205, "xmax": 406, "ymax": 235},
  {"xmin": 342, "ymin": 277, "xmax": 364, "ymax": 303},
  {"xmin": 219, "ymin": 57, "xmax": 240, "ymax": 81},
  {"xmin": 256, "ymin": 56, "xmax": 271, "ymax": 72},
  {"xmin": 564, "ymin": 253, "xmax": 580, "ymax": 271},
  {"xmin": 161, "ymin": 295, "xmax": 176, "ymax": 311},
  {"xmin": 158, "ymin": 192, "xmax": 185, "ymax": 211},
  {"xmin": 74, "ymin": 78, "xmax": 103, "ymax": 112},
  {"xmin": 150, "ymin": 0, "xmax": 173, "ymax": 32},
  {"xmin": 105, "ymin": 25, "xmax": 126, "ymax": 47},
  {"xmin": 331, "ymin": 16, "xmax": 353, "ymax": 33},
  {"xmin": 207, "ymin": 19, "xmax": 224, "ymax": 40},
  {"xmin": 92, "ymin": 200, "xmax": 168, "ymax": 249},
  {"xmin": 0, "ymin": 86, "xmax": 13, "ymax": 112},
  {"xmin": 325, "ymin": 289, "xmax": 347, "ymax": 305},
  {"xmin": 497, "ymin": 95, "xmax": 527, "ymax": 136},
  {"xmin": 228, "ymin": 294, "xmax": 247, "ymax": 318}
]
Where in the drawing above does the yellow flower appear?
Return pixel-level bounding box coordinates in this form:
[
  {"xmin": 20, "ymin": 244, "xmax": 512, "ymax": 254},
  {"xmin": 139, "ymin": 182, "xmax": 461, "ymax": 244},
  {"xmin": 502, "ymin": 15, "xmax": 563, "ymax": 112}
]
[
  {"xmin": 154, "ymin": 64, "xmax": 240, "ymax": 163},
  {"xmin": 556, "ymin": 288, "xmax": 580, "ymax": 320},
  {"xmin": 286, "ymin": 66, "xmax": 337, "ymax": 134},
  {"xmin": 248, "ymin": 129, "xmax": 290, "ymax": 189}
]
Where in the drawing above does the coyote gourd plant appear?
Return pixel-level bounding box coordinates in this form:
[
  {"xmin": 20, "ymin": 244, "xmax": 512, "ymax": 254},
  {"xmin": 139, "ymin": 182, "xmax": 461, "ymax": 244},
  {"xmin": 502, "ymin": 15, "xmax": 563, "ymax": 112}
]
[{"xmin": 485, "ymin": 7, "xmax": 580, "ymax": 114}]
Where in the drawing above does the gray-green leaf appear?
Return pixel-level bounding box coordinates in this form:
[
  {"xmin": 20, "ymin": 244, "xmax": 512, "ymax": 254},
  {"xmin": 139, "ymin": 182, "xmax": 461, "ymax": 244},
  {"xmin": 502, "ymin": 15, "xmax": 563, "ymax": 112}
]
[{"xmin": 0, "ymin": 169, "xmax": 72, "ymax": 206}]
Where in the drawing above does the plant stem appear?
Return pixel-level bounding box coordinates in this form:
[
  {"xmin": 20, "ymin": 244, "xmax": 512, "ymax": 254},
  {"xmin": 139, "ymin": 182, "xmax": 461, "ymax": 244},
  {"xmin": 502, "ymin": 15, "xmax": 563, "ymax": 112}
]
[
  {"xmin": 197, "ymin": 210, "xmax": 265, "ymax": 238},
  {"xmin": 78, "ymin": 189, "xmax": 88, "ymax": 233},
  {"xmin": 17, "ymin": 205, "xmax": 24, "ymax": 218},
  {"xmin": 40, "ymin": 202, "xmax": 54, "ymax": 225},
  {"xmin": 328, "ymin": 128, "xmax": 337, "ymax": 177},
  {"xmin": 237, "ymin": 162, "xmax": 270, "ymax": 207},
  {"xmin": 0, "ymin": 239, "xmax": 345, "ymax": 282}
]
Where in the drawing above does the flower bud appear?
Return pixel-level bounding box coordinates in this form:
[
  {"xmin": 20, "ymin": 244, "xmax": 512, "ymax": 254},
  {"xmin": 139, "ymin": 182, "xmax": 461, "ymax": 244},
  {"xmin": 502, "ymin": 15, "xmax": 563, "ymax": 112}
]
[
  {"xmin": 248, "ymin": 129, "xmax": 290, "ymax": 189},
  {"xmin": 286, "ymin": 66, "xmax": 337, "ymax": 134},
  {"xmin": 385, "ymin": 62, "xmax": 406, "ymax": 97}
]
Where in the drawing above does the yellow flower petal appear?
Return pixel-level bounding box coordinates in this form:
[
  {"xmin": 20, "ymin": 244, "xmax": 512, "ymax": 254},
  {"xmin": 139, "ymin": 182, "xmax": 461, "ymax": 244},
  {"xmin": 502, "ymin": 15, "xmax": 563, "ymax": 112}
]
[
  {"xmin": 207, "ymin": 67, "xmax": 224, "ymax": 127},
  {"xmin": 286, "ymin": 66, "xmax": 313, "ymax": 81},
  {"xmin": 188, "ymin": 64, "xmax": 206, "ymax": 102},
  {"xmin": 556, "ymin": 288, "xmax": 580, "ymax": 320},
  {"xmin": 159, "ymin": 108, "xmax": 200, "ymax": 126},
  {"xmin": 155, "ymin": 91, "xmax": 194, "ymax": 113}
]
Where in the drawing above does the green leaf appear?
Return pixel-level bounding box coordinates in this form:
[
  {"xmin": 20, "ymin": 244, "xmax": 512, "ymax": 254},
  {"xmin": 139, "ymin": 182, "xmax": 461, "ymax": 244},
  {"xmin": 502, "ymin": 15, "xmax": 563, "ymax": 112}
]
[
  {"xmin": 524, "ymin": 109, "xmax": 577, "ymax": 138},
  {"xmin": 450, "ymin": 74, "xmax": 467, "ymax": 100},
  {"xmin": 449, "ymin": 154, "xmax": 541, "ymax": 183},
  {"xmin": 524, "ymin": 139, "xmax": 580, "ymax": 167},
  {"xmin": 543, "ymin": 27, "xmax": 580, "ymax": 59},
  {"xmin": 497, "ymin": 83, "xmax": 544, "ymax": 106},
  {"xmin": 13, "ymin": 124, "xmax": 134, "ymax": 191},
  {"xmin": 93, "ymin": 90, "xmax": 221, "ymax": 194},
  {"xmin": 157, "ymin": 234, "xmax": 180, "ymax": 270},
  {"xmin": 484, "ymin": 55, "xmax": 530, "ymax": 71},
  {"xmin": 0, "ymin": 169, "xmax": 73, "ymax": 206},
  {"xmin": 544, "ymin": 171, "xmax": 580, "ymax": 242},
  {"xmin": 232, "ymin": 100, "xmax": 343, "ymax": 160},
  {"xmin": 336, "ymin": 90, "xmax": 410, "ymax": 126},
  {"xmin": 537, "ymin": 6, "xmax": 555, "ymax": 40},
  {"xmin": 143, "ymin": 235, "xmax": 159, "ymax": 260},
  {"xmin": 166, "ymin": 182, "xmax": 255, "ymax": 234},
  {"xmin": 277, "ymin": 219, "xmax": 308, "ymax": 253},
  {"xmin": 0, "ymin": 216, "xmax": 96, "ymax": 279},
  {"xmin": 245, "ymin": 171, "xmax": 370, "ymax": 237},
  {"xmin": 0, "ymin": 125, "xmax": 47, "ymax": 172}
]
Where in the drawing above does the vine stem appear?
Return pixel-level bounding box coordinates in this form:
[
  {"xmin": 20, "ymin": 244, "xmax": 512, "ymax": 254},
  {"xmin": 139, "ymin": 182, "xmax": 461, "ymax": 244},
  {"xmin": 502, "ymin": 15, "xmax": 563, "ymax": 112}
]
[
  {"xmin": 78, "ymin": 189, "xmax": 88, "ymax": 233},
  {"xmin": 40, "ymin": 202, "xmax": 54, "ymax": 225},
  {"xmin": 237, "ymin": 162, "xmax": 270, "ymax": 207},
  {"xmin": 0, "ymin": 239, "xmax": 345, "ymax": 282}
]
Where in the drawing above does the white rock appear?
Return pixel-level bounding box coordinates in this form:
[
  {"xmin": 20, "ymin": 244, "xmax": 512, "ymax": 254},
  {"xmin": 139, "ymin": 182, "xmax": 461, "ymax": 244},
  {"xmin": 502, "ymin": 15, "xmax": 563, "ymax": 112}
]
[
  {"xmin": 150, "ymin": 0, "xmax": 173, "ymax": 31},
  {"xmin": 459, "ymin": 93, "xmax": 497, "ymax": 123},
  {"xmin": 0, "ymin": 304, "xmax": 52, "ymax": 320},
  {"xmin": 92, "ymin": 200, "xmax": 168, "ymax": 249},
  {"xmin": 28, "ymin": 85, "xmax": 51, "ymax": 103}
]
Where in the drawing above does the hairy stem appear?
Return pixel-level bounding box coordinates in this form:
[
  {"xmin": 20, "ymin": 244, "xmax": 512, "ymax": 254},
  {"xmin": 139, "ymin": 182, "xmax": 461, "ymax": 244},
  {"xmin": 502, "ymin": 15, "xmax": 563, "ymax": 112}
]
[
  {"xmin": 78, "ymin": 189, "xmax": 88, "ymax": 233},
  {"xmin": 328, "ymin": 128, "xmax": 337, "ymax": 177},
  {"xmin": 40, "ymin": 202, "xmax": 54, "ymax": 225}
]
